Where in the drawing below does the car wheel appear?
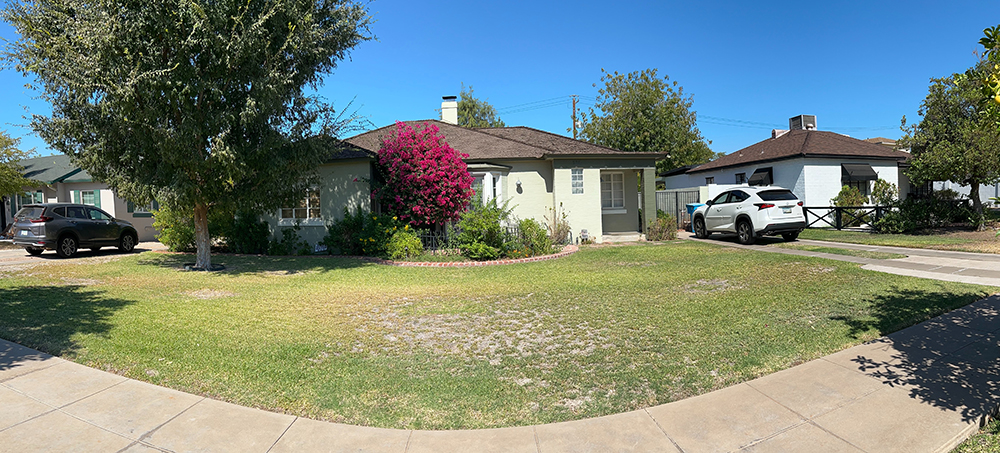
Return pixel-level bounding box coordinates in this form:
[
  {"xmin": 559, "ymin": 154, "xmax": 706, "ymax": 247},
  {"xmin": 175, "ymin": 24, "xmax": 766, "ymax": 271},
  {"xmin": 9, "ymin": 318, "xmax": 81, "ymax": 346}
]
[
  {"xmin": 736, "ymin": 220, "xmax": 756, "ymax": 245},
  {"xmin": 119, "ymin": 232, "xmax": 137, "ymax": 253},
  {"xmin": 24, "ymin": 247, "xmax": 43, "ymax": 256},
  {"xmin": 56, "ymin": 236, "xmax": 78, "ymax": 258},
  {"xmin": 782, "ymin": 231, "xmax": 799, "ymax": 242},
  {"xmin": 693, "ymin": 217, "xmax": 709, "ymax": 239}
]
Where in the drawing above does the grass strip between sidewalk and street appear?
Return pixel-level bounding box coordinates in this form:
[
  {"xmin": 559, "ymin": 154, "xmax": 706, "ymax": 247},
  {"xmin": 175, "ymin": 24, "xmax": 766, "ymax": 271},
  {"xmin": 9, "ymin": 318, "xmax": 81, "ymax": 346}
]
[{"xmin": 772, "ymin": 243, "xmax": 907, "ymax": 260}]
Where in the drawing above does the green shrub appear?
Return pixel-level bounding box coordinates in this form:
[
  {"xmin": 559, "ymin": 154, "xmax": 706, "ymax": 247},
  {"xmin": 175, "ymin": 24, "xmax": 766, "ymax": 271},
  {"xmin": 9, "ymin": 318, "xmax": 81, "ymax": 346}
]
[
  {"xmin": 386, "ymin": 230, "xmax": 423, "ymax": 260},
  {"xmin": 223, "ymin": 212, "xmax": 270, "ymax": 254},
  {"xmin": 459, "ymin": 241, "xmax": 501, "ymax": 261},
  {"xmin": 321, "ymin": 206, "xmax": 404, "ymax": 258},
  {"xmin": 873, "ymin": 196, "xmax": 975, "ymax": 233},
  {"xmin": 512, "ymin": 218, "xmax": 553, "ymax": 257},
  {"xmin": 647, "ymin": 212, "xmax": 678, "ymax": 241},
  {"xmin": 456, "ymin": 199, "xmax": 515, "ymax": 260},
  {"xmin": 831, "ymin": 185, "xmax": 869, "ymax": 227},
  {"xmin": 152, "ymin": 204, "xmax": 230, "ymax": 252},
  {"xmin": 268, "ymin": 226, "xmax": 312, "ymax": 256},
  {"xmin": 871, "ymin": 179, "xmax": 898, "ymax": 206}
]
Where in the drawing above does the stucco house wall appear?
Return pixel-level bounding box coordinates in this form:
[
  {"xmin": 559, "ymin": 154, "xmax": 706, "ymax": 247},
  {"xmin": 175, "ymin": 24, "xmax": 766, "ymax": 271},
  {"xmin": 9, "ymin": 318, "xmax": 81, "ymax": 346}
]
[{"xmin": 262, "ymin": 159, "xmax": 372, "ymax": 247}]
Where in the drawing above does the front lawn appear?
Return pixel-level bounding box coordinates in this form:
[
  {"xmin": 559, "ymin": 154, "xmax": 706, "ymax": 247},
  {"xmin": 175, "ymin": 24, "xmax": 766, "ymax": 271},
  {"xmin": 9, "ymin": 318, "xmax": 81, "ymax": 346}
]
[
  {"xmin": 799, "ymin": 228, "xmax": 1000, "ymax": 253},
  {"xmin": 0, "ymin": 242, "xmax": 994, "ymax": 429}
]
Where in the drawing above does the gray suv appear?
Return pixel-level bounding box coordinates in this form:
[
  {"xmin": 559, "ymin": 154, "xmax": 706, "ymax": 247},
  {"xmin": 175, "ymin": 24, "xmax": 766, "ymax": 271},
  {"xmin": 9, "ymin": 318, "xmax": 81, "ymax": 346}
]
[{"xmin": 11, "ymin": 203, "xmax": 139, "ymax": 258}]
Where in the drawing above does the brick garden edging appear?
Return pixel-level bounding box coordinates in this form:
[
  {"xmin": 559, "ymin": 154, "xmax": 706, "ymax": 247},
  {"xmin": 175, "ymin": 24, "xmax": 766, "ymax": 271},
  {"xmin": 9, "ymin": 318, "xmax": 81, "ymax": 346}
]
[
  {"xmin": 363, "ymin": 244, "xmax": 579, "ymax": 267},
  {"xmin": 152, "ymin": 245, "xmax": 579, "ymax": 267}
]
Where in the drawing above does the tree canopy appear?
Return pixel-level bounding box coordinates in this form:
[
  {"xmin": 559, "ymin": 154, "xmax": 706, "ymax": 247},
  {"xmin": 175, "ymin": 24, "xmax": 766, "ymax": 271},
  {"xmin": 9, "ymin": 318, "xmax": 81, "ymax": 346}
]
[
  {"xmin": 458, "ymin": 85, "xmax": 505, "ymax": 128},
  {"xmin": 577, "ymin": 69, "xmax": 719, "ymax": 174},
  {"xmin": 0, "ymin": 131, "xmax": 35, "ymax": 199},
  {"xmin": 2, "ymin": 0, "xmax": 372, "ymax": 268},
  {"xmin": 899, "ymin": 63, "xmax": 1000, "ymax": 226}
]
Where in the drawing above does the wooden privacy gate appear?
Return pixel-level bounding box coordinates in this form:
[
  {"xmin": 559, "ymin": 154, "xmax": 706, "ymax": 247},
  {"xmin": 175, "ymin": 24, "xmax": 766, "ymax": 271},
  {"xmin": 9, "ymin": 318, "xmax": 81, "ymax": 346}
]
[
  {"xmin": 802, "ymin": 206, "xmax": 890, "ymax": 230},
  {"xmin": 656, "ymin": 189, "xmax": 702, "ymax": 229}
]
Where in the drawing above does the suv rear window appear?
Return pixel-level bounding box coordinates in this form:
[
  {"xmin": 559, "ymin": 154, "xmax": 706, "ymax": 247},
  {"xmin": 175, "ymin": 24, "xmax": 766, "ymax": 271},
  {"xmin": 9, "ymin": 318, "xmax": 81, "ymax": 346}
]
[
  {"xmin": 14, "ymin": 207, "xmax": 45, "ymax": 220},
  {"xmin": 757, "ymin": 190, "xmax": 798, "ymax": 201}
]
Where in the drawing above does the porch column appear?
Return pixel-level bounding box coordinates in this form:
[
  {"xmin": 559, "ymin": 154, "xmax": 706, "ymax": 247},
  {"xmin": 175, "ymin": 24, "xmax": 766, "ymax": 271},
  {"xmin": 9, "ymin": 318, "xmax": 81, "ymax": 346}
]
[{"xmin": 641, "ymin": 168, "xmax": 656, "ymax": 233}]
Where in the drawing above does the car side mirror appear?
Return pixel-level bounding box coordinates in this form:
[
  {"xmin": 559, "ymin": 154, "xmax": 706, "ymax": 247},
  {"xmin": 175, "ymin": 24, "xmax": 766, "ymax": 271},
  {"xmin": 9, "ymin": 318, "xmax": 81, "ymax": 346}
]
[{"xmin": 705, "ymin": 201, "xmax": 713, "ymax": 207}]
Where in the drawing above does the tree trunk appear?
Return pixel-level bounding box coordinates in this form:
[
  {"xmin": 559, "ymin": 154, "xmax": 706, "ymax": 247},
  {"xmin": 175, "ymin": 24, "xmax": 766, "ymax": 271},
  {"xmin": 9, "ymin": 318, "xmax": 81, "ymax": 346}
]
[
  {"xmin": 193, "ymin": 202, "xmax": 212, "ymax": 269},
  {"xmin": 969, "ymin": 182, "xmax": 985, "ymax": 231}
]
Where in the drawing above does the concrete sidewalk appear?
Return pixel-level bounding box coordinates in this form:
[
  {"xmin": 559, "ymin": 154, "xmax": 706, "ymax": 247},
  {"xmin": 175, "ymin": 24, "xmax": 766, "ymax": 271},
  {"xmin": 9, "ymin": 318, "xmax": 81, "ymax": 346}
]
[
  {"xmin": 1, "ymin": 293, "xmax": 998, "ymax": 452},
  {"xmin": 682, "ymin": 231, "xmax": 1000, "ymax": 287}
]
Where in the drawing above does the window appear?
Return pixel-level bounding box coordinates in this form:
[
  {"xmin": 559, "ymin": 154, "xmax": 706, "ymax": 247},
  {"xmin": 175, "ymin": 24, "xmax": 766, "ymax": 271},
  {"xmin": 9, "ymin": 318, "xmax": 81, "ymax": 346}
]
[
  {"xmin": 281, "ymin": 189, "xmax": 321, "ymax": 220},
  {"xmin": 571, "ymin": 169, "xmax": 584, "ymax": 194},
  {"xmin": 706, "ymin": 177, "xmax": 715, "ymax": 185},
  {"xmin": 72, "ymin": 189, "xmax": 101, "ymax": 208},
  {"xmin": 748, "ymin": 168, "xmax": 773, "ymax": 186},
  {"xmin": 735, "ymin": 173, "xmax": 746, "ymax": 184},
  {"xmin": 127, "ymin": 200, "xmax": 159, "ymax": 218},
  {"xmin": 601, "ymin": 172, "xmax": 625, "ymax": 210},
  {"xmin": 845, "ymin": 180, "xmax": 870, "ymax": 196},
  {"xmin": 710, "ymin": 192, "xmax": 729, "ymax": 205},
  {"xmin": 729, "ymin": 190, "xmax": 749, "ymax": 203}
]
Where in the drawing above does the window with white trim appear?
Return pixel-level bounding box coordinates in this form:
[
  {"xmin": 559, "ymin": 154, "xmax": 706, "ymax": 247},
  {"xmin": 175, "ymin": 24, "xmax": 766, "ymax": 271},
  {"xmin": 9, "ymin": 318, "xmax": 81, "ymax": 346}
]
[
  {"xmin": 571, "ymin": 169, "xmax": 584, "ymax": 194},
  {"xmin": 600, "ymin": 172, "xmax": 624, "ymax": 210},
  {"xmin": 281, "ymin": 189, "xmax": 321, "ymax": 220},
  {"xmin": 81, "ymin": 190, "xmax": 97, "ymax": 206}
]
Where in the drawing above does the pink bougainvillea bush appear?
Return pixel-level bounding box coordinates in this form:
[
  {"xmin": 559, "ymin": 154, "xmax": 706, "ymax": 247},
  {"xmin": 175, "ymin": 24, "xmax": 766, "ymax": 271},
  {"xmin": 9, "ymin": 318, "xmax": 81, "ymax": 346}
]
[{"xmin": 374, "ymin": 121, "xmax": 474, "ymax": 227}]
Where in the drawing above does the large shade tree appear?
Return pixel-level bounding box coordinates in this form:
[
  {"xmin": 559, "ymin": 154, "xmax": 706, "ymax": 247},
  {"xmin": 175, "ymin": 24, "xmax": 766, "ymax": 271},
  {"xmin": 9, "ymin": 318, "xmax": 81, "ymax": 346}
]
[
  {"xmin": 2, "ymin": 0, "xmax": 372, "ymax": 269},
  {"xmin": 0, "ymin": 131, "xmax": 35, "ymax": 201},
  {"xmin": 458, "ymin": 85, "xmax": 505, "ymax": 128},
  {"xmin": 900, "ymin": 63, "xmax": 1000, "ymax": 228},
  {"xmin": 578, "ymin": 68, "xmax": 719, "ymax": 173}
]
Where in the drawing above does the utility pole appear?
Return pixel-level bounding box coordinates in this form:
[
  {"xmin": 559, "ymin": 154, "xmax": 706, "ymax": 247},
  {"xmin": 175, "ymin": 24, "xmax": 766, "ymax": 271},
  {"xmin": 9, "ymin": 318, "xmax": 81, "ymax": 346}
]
[{"xmin": 571, "ymin": 94, "xmax": 579, "ymax": 139}]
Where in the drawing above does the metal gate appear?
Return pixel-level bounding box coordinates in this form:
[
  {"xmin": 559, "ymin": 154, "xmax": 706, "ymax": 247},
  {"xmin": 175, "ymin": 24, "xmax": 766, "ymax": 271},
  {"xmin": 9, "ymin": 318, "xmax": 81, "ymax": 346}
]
[{"xmin": 656, "ymin": 189, "xmax": 701, "ymax": 229}]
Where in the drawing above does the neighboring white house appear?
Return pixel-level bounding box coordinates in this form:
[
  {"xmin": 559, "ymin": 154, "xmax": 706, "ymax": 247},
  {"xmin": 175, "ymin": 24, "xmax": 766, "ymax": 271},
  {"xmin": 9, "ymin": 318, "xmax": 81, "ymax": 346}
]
[
  {"xmin": 265, "ymin": 98, "xmax": 666, "ymax": 245},
  {"xmin": 2, "ymin": 155, "xmax": 159, "ymax": 241},
  {"xmin": 661, "ymin": 115, "xmax": 913, "ymax": 207}
]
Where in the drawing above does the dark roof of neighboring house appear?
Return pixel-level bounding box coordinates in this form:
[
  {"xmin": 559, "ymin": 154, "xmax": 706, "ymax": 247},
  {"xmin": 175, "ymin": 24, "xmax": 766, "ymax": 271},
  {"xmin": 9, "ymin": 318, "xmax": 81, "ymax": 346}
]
[
  {"xmin": 689, "ymin": 130, "xmax": 910, "ymax": 174},
  {"xmin": 658, "ymin": 164, "xmax": 701, "ymax": 177},
  {"xmin": 346, "ymin": 120, "xmax": 665, "ymax": 160},
  {"xmin": 18, "ymin": 154, "xmax": 91, "ymax": 184}
]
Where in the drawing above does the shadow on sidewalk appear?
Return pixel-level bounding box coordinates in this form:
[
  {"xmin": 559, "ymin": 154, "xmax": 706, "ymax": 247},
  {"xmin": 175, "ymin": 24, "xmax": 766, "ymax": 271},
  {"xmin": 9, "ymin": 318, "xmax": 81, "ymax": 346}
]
[{"xmin": 834, "ymin": 293, "xmax": 1000, "ymax": 423}]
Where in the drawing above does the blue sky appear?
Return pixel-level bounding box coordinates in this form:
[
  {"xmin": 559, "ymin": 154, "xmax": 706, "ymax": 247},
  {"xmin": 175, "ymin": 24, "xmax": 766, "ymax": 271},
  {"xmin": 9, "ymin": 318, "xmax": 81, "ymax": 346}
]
[{"xmin": 2, "ymin": 0, "xmax": 999, "ymax": 158}]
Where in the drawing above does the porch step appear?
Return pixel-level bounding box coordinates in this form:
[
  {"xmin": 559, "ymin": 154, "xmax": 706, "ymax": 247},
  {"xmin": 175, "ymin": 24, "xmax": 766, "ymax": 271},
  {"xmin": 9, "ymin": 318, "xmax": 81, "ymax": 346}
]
[{"xmin": 602, "ymin": 232, "xmax": 643, "ymax": 243}]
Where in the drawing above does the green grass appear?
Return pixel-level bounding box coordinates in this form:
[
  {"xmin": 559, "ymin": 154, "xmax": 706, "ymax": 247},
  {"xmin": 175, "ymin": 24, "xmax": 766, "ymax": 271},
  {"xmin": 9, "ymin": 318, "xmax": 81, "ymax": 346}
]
[
  {"xmin": 0, "ymin": 242, "xmax": 994, "ymax": 430},
  {"xmin": 772, "ymin": 243, "xmax": 907, "ymax": 260},
  {"xmin": 953, "ymin": 418, "xmax": 1000, "ymax": 453},
  {"xmin": 798, "ymin": 228, "xmax": 987, "ymax": 250}
]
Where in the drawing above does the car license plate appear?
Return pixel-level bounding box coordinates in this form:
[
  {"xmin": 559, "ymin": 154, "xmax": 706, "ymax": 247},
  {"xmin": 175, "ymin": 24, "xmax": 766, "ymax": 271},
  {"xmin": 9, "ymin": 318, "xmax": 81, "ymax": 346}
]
[{"xmin": 781, "ymin": 207, "xmax": 792, "ymax": 214}]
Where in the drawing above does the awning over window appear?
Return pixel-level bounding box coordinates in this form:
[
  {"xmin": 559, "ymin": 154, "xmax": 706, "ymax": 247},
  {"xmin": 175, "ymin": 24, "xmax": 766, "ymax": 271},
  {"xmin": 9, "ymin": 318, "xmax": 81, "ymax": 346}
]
[
  {"xmin": 841, "ymin": 163, "xmax": 878, "ymax": 182},
  {"xmin": 747, "ymin": 167, "xmax": 773, "ymax": 186}
]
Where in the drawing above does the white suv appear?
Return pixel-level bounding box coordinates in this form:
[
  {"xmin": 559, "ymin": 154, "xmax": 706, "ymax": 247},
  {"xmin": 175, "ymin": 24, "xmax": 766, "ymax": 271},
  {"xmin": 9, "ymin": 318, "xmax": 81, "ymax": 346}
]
[{"xmin": 692, "ymin": 186, "xmax": 806, "ymax": 244}]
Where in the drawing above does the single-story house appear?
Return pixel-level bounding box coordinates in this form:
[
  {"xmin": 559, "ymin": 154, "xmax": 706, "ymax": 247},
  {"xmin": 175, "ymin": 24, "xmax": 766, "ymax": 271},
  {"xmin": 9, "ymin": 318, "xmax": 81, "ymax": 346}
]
[
  {"xmin": 2, "ymin": 154, "xmax": 159, "ymax": 241},
  {"xmin": 661, "ymin": 115, "xmax": 914, "ymax": 206},
  {"xmin": 265, "ymin": 98, "xmax": 666, "ymax": 245}
]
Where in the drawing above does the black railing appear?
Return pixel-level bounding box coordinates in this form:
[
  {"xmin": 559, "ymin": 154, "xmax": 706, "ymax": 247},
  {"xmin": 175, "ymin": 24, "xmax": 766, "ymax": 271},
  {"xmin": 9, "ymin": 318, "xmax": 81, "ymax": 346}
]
[{"xmin": 802, "ymin": 206, "xmax": 890, "ymax": 230}]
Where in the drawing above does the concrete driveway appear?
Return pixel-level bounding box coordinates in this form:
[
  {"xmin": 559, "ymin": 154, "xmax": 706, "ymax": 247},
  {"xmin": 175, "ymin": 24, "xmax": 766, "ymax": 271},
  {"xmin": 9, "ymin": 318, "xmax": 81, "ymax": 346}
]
[{"xmin": 0, "ymin": 241, "xmax": 168, "ymax": 268}]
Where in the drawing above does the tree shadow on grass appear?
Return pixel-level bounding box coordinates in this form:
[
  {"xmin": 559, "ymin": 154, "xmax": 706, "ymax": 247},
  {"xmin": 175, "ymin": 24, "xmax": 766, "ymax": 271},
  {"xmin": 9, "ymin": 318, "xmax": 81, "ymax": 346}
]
[
  {"xmin": 0, "ymin": 285, "xmax": 134, "ymax": 367},
  {"xmin": 135, "ymin": 252, "xmax": 372, "ymax": 276},
  {"xmin": 831, "ymin": 289, "xmax": 1000, "ymax": 423}
]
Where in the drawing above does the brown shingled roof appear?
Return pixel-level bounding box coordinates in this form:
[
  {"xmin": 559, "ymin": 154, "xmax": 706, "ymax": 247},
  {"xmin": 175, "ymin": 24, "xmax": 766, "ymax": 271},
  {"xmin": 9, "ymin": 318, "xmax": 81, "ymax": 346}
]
[
  {"xmin": 346, "ymin": 120, "xmax": 664, "ymax": 160},
  {"xmin": 689, "ymin": 130, "xmax": 909, "ymax": 173}
]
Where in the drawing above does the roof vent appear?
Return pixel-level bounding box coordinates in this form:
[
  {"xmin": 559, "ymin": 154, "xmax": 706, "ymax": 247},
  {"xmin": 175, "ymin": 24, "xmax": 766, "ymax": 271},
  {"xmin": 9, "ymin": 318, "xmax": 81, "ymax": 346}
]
[
  {"xmin": 789, "ymin": 115, "xmax": 817, "ymax": 131},
  {"xmin": 771, "ymin": 129, "xmax": 789, "ymax": 139}
]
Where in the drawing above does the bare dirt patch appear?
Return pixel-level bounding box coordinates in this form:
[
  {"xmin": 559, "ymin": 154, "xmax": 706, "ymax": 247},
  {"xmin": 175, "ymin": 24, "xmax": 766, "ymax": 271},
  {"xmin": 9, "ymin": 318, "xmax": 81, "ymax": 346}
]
[
  {"xmin": 186, "ymin": 289, "xmax": 237, "ymax": 299},
  {"xmin": 683, "ymin": 279, "xmax": 738, "ymax": 293},
  {"xmin": 59, "ymin": 277, "xmax": 102, "ymax": 286}
]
